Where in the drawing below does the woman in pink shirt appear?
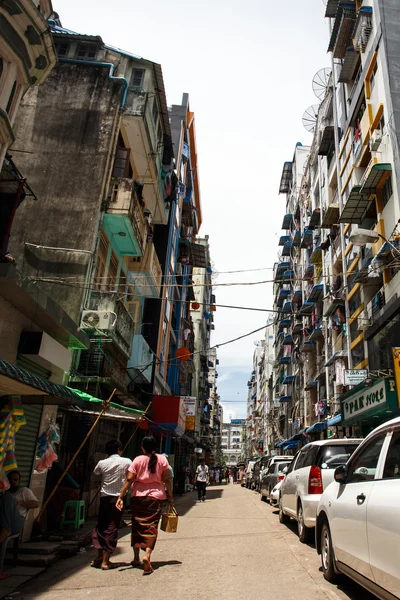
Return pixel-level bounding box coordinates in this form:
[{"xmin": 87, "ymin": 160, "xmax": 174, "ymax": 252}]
[{"xmin": 116, "ymin": 436, "xmax": 173, "ymax": 575}]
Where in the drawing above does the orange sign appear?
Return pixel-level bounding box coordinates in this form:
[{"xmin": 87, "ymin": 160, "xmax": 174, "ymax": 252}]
[{"xmin": 392, "ymin": 348, "xmax": 400, "ymax": 406}]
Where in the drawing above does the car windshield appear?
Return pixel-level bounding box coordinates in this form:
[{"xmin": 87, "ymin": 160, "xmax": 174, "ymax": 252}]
[{"xmin": 319, "ymin": 444, "xmax": 360, "ymax": 469}]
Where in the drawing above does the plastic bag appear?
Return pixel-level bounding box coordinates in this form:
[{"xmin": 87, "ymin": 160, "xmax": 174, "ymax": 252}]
[
  {"xmin": 0, "ymin": 469, "xmax": 10, "ymax": 491},
  {"xmin": 36, "ymin": 444, "xmax": 58, "ymax": 473}
]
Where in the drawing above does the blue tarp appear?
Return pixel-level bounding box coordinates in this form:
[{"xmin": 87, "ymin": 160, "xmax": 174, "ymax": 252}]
[{"xmin": 306, "ymin": 421, "xmax": 328, "ymax": 433}]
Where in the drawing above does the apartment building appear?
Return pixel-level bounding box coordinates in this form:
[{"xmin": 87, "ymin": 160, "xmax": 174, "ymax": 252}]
[
  {"xmin": 267, "ymin": 0, "xmax": 400, "ymax": 451},
  {"xmin": 221, "ymin": 419, "xmax": 244, "ymax": 466}
]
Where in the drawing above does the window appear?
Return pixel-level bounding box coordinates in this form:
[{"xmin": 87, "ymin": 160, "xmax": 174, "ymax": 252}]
[
  {"xmin": 76, "ymin": 44, "xmax": 97, "ymax": 60},
  {"xmin": 346, "ymin": 434, "xmax": 386, "ymax": 483},
  {"xmin": 94, "ymin": 232, "xmax": 108, "ymax": 289},
  {"xmin": 152, "ymin": 98, "xmax": 159, "ymax": 123},
  {"xmin": 6, "ymin": 81, "xmax": 16, "ymax": 115},
  {"xmin": 370, "ymin": 61, "xmax": 378, "ymax": 92},
  {"xmin": 382, "ymin": 175, "xmax": 393, "ymax": 209},
  {"xmin": 108, "ymin": 251, "xmax": 119, "ymax": 291},
  {"xmin": 113, "ymin": 145, "xmax": 131, "ymax": 178},
  {"xmin": 294, "ymin": 448, "xmax": 309, "ymax": 470},
  {"xmin": 304, "ymin": 446, "xmax": 319, "ymax": 467},
  {"xmin": 318, "ymin": 444, "xmax": 360, "ymax": 470},
  {"xmin": 55, "ymin": 41, "xmax": 69, "ymax": 57},
  {"xmin": 130, "ymin": 69, "xmax": 145, "ymax": 89},
  {"xmin": 286, "ymin": 451, "xmax": 300, "ymax": 473},
  {"xmin": 382, "ymin": 432, "xmax": 400, "ymax": 479},
  {"xmin": 351, "ymin": 341, "xmax": 365, "ymax": 367},
  {"xmin": 348, "ymin": 289, "xmax": 362, "ymax": 316}
]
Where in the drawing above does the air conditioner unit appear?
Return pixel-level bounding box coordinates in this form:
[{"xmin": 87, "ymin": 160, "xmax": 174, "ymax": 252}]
[
  {"xmin": 80, "ymin": 310, "xmax": 117, "ymax": 331},
  {"xmin": 357, "ymin": 311, "xmax": 370, "ymax": 332},
  {"xmin": 369, "ymin": 130, "xmax": 383, "ymax": 151}
]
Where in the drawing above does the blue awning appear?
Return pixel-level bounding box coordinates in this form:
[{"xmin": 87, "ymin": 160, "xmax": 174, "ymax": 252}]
[
  {"xmin": 293, "ymin": 230, "xmax": 301, "ymax": 247},
  {"xmin": 279, "ymin": 356, "xmax": 291, "ymax": 365},
  {"xmin": 276, "ymin": 439, "xmax": 289, "ymax": 448},
  {"xmin": 277, "ymin": 288, "xmax": 291, "ymax": 307},
  {"xmin": 328, "ymin": 414, "xmax": 342, "ymax": 426},
  {"xmin": 304, "ymin": 264, "xmax": 314, "ymax": 280},
  {"xmin": 308, "ymin": 284, "xmax": 324, "ymax": 302},
  {"xmin": 282, "ymin": 375, "xmax": 294, "ymax": 385},
  {"xmin": 283, "ymin": 334, "xmax": 294, "ymax": 345},
  {"xmin": 282, "ymin": 213, "xmax": 292, "ymax": 229},
  {"xmin": 293, "ymin": 289, "xmax": 302, "ymax": 304},
  {"xmin": 301, "ymin": 230, "xmax": 313, "ymax": 248},
  {"xmin": 278, "ymin": 319, "xmax": 291, "ymax": 331},
  {"xmin": 281, "ymin": 301, "xmax": 292, "ymax": 314},
  {"xmin": 323, "ymin": 350, "xmax": 346, "ymax": 367},
  {"xmin": 284, "ymin": 442, "xmax": 299, "ymax": 450},
  {"xmin": 309, "ymin": 327, "xmax": 323, "ymax": 341},
  {"xmin": 279, "ymin": 395, "xmax": 292, "ymax": 403},
  {"xmin": 282, "ymin": 241, "xmax": 294, "ymax": 257},
  {"xmin": 283, "ymin": 269, "xmax": 294, "ymax": 281},
  {"xmin": 279, "ymin": 235, "xmax": 291, "ymax": 246},
  {"xmin": 306, "ymin": 421, "xmax": 327, "ymax": 434},
  {"xmin": 299, "ymin": 301, "xmax": 315, "ymax": 316}
]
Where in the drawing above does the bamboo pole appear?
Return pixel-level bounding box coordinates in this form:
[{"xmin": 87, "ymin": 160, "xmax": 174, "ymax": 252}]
[{"xmin": 36, "ymin": 388, "xmax": 117, "ymax": 522}]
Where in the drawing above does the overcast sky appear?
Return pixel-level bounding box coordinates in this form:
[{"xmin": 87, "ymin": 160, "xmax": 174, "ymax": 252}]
[{"xmin": 55, "ymin": 0, "xmax": 330, "ymax": 419}]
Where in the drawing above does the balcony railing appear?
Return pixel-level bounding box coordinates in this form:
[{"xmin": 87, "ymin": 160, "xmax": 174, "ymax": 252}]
[
  {"xmin": 126, "ymin": 242, "xmax": 162, "ymax": 297},
  {"xmin": 107, "ymin": 178, "xmax": 148, "ymax": 254},
  {"xmin": 125, "ymin": 88, "xmax": 147, "ymax": 116}
]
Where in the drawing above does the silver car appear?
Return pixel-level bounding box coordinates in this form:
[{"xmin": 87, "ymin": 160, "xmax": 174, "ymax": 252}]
[
  {"xmin": 261, "ymin": 458, "xmax": 292, "ymax": 502},
  {"xmin": 279, "ymin": 439, "xmax": 362, "ymax": 543}
]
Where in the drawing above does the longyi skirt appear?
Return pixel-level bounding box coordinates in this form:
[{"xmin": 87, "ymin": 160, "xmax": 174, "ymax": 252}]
[{"xmin": 130, "ymin": 496, "xmax": 162, "ymax": 550}]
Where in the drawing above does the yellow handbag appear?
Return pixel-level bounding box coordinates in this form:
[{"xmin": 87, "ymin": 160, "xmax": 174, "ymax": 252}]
[{"xmin": 161, "ymin": 504, "xmax": 179, "ymax": 533}]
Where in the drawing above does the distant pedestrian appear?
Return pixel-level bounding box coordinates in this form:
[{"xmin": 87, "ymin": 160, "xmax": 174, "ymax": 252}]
[
  {"xmin": 91, "ymin": 439, "xmax": 132, "ymax": 570},
  {"xmin": 215, "ymin": 468, "xmax": 220, "ymax": 484},
  {"xmin": 233, "ymin": 468, "xmax": 238, "ymax": 484},
  {"xmin": 225, "ymin": 468, "xmax": 230, "ymax": 484},
  {"xmin": 219, "ymin": 469, "xmax": 223, "ymax": 484},
  {"xmin": 210, "ymin": 468, "xmax": 215, "ymax": 485},
  {"xmin": 195, "ymin": 459, "xmax": 209, "ymax": 502}
]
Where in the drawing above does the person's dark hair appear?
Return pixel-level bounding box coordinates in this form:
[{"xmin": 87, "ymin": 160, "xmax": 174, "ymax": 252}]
[
  {"xmin": 105, "ymin": 439, "xmax": 123, "ymax": 456},
  {"xmin": 141, "ymin": 436, "xmax": 158, "ymax": 473},
  {"xmin": 7, "ymin": 470, "xmax": 21, "ymax": 481}
]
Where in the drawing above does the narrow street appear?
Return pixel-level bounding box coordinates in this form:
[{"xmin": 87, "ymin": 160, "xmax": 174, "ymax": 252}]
[{"xmin": 12, "ymin": 484, "xmax": 373, "ymax": 600}]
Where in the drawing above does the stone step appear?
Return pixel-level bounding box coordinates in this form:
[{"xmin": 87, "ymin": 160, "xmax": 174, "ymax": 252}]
[
  {"xmin": 4, "ymin": 553, "xmax": 59, "ymax": 567},
  {"xmin": 8, "ymin": 542, "xmax": 61, "ymax": 555}
]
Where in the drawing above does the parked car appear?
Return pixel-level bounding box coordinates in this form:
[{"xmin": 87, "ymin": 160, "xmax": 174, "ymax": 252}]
[
  {"xmin": 253, "ymin": 456, "xmax": 271, "ymax": 492},
  {"xmin": 279, "ymin": 439, "xmax": 362, "ymax": 542},
  {"xmin": 270, "ymin": 478, "xmax": 284, "ymax": 506},
  {"xmin": 316, "ymin": 417, "xmax": 400, "ymax": 600},
  {"xmin": 261, "ymin": 457, "xmax": 292, "ymax": 502}
]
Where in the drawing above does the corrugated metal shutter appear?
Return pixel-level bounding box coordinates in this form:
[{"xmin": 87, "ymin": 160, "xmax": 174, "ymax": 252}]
[
  {"xmin": 14, "ymin": 404, "xmax": 42, "ymax": 487},
  {"xmin": 13, "ymin": 357, "xmax": 49, "ymax": 486}
]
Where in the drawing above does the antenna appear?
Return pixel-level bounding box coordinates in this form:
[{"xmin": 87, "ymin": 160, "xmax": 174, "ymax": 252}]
[
  {"xmin": 312, "ymin": 67, "xmax": 332, "ymax": 100},
  {"xmin": 302, "ymin": 104, "xmax": 320, "ymax": 134}
]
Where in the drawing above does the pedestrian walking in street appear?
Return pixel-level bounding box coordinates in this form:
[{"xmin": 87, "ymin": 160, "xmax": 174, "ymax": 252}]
[
  {"xmin": 194, "ymin": 459, "xmax": 209, "ymax": 502},
  {"xmin": 215, "ymin": 468, "xmax": 220, "ymax": 485},
  {"xmin": 91, "ymin": 439, "xmax": 132, "ymax": 570},
  {"xmin": 219, "ymin": 469, "xmax": 223, "ymax": 484},
  {"xmin": 116, "ymin": 436, "xmax": 173, "ymax": 575},
  {"xmin": 225, "ymin": 467, "xmax": 230, "ymax": 484},
  {"xmin": 233, "ymin": 467, "xmax": 238, "ymax": 484}
]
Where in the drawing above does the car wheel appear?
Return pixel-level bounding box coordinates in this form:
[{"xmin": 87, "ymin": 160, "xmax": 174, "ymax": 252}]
[
  {"xmin": 279, "ymin": 497, "xmax": 290, "ymax": 524},
  {"xmin": 297, "ymin": 503, "xmax": 312, "ymax": 543},
  {"xmin": 321, "ymin": 521, "xmax": 338, "ymax": 583}
]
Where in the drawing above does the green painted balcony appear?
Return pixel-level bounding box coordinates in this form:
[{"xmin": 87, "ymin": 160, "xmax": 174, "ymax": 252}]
[{"xmin": 105, "ymin": 178, "xmax": 147, "ymax": 256}]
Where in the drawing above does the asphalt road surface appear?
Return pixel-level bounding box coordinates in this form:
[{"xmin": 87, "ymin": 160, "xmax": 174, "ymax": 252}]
[{"xmin": 14, "ymin": 483, "xmax": 376, "ymax": 600}]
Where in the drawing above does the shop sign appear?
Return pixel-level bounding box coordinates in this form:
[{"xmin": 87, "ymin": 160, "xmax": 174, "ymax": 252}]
[
  {"xmin": 344, "ymin": 369, "xmax": 368, "ymax": 385},
  {"xmin": 182, "ymin": 396, "xmax": 196, "ymax": 431},
  {"xmin": 231, "ymin": 419, "xmax": 245, "ymax": 424},
  {"xmin": 341, "ymin": 378, "xmax": 397, "ymax": 425},
  {"xmin": 392, "ymin": 348, "xmax": 400, "ymax": 406},
  {"xmin": 152, "ymin": 396, "xmax": 187, "ymax": 437}
]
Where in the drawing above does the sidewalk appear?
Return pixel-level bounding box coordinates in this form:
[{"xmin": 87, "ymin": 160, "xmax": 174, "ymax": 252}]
[{"xmin": 1, "ymin": 484, "xmax": 372, "ymax": 600}]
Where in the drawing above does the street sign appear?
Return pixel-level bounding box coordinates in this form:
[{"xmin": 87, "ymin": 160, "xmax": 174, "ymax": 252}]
[{"xmin": 344, "ymin": 369, "xmax": 368, "ymax": 385}]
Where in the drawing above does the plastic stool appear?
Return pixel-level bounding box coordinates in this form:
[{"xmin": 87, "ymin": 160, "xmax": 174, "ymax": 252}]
[{"xmin": 61, "ymin": 500, "xmax": 85, "ymax": 529}]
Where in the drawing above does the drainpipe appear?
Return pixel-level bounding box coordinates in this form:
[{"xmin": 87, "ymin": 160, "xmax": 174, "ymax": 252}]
[
  {"xmin": 330, "ymin": 51, "xmax": 353, "ymax": 370},
  {"xmin": 58, "ymin": 58, "xmax": 129, "ymax": 108}
]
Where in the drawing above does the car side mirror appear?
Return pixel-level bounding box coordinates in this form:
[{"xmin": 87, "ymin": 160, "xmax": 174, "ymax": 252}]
[
  {"xmin": 282, "ymin": 466, "xmax": 288, "ymax": 474},
  {"xmin": 334, "ymin": 464, "xmax": 348, "ymax": 484}
]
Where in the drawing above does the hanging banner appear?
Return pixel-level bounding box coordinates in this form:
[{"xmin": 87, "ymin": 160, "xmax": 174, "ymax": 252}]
[{"xmin": 182, "ymin": 396, "xmax": 196, "ymax": 431}]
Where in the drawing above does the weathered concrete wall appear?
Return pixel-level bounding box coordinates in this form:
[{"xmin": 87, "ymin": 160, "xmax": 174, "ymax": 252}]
[{"xmin": 9, "ymin": 62, "xmax": 122, "ymax": 323}]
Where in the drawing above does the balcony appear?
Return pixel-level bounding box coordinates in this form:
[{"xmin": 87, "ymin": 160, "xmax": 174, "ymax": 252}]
[
  {"xmin": 328, "ymin": 3, "xmax": 357, "ymax": 59},
  {"xmin": 353, "ymin": 7, "xmax": 373, "ymax": 53},
  {"xmin": 127, "ymin": 334, "xmax": 154, "ymax": 384},
  {"xmin": 122, "ymin": 90, "xmax": 170, "ymax": 226},
  {"xmin": 85, "ymin": 292, "xmax": 135, "ymax": 358},
  {"xmin": 339, "ymin": 185, "xmax": 372, "ymax": 224},
  {"xmin": 125, "ymin": 242, "xmax": 162, "ymax": 298},
  {"xmin": 105, "ymin": 178, "xmax": 147, "ymax": 256},
  {"xmin": 73, "ymin": 346, "xmax": 127, "ymax": 391}
]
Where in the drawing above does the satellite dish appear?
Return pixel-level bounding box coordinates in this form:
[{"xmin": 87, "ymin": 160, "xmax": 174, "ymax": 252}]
[
  {"xmin": 302, "ymin": 104, "xmax": 320, "ymax": 134},
  {"xmin": 312, "ymin": 67, "xmax": 332, "ymax": 100}
]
